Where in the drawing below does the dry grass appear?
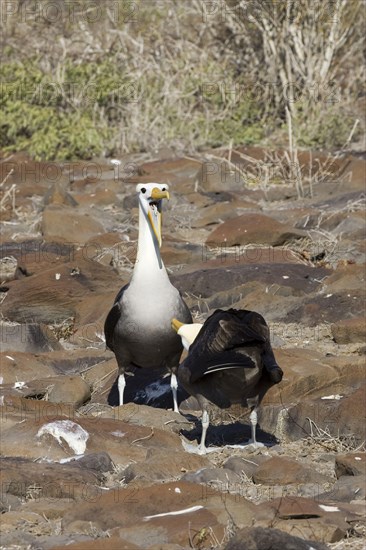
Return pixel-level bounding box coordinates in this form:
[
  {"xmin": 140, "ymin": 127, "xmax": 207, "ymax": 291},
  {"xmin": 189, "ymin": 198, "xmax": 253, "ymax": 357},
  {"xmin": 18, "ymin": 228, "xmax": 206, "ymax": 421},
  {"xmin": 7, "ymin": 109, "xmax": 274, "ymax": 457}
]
[
  {"xmin": 1, "ymin": 1, "xmax": 364, "ymax": 159},
  {"xmin": 307, "ymin": 421, "xmax": 366, "ymax": 453},
  {"xmin": 329, "ymin": 529, "xmax": 366, "ymax": 550},
  {"xmin": 183, "ymin": 291, "xmax": 210, "ymax": 322}
]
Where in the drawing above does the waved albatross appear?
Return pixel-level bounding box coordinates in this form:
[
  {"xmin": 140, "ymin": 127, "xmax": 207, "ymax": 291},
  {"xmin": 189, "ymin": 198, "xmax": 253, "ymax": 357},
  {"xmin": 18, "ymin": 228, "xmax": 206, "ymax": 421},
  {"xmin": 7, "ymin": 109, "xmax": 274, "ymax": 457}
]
[
  {"xmin": 172, "ymin": 308, "xmax": 283, "ymax": 453},
  {"xmin": 105, "ymin": 183, "xmax": 192, "ymax": 411}
]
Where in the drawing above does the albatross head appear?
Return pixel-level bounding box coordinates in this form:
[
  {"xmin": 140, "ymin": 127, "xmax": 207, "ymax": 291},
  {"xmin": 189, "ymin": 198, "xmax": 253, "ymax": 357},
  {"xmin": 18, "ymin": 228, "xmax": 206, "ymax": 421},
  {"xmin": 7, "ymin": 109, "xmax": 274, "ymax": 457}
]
[
  {"xmin": 136, "ymin": 183, "xmax": 170, "ymax": 247},
  {"xmin": 171, "ymin": 318, "xmax": 203, "ymax": 351}
]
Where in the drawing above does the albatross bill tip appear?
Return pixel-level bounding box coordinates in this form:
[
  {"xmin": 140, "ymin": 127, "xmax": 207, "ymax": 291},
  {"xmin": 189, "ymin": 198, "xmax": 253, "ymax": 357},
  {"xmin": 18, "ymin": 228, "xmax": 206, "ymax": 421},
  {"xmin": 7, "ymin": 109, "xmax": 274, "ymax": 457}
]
[
  {"xmin": 151, "ymin": 187, "xmax": 170, "ymax": 200},
  {"xmin": 171, "ymin": 318, "xmax": 184, "ymax": 332}
]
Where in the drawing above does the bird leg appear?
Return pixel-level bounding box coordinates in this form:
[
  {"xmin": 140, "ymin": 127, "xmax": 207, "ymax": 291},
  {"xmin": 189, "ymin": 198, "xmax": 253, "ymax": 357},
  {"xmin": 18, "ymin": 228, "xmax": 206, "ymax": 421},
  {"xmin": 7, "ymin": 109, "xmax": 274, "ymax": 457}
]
[
  {"xmin": 198, "ymin": 409, "xmax": 210, "ymax": 454},
  {"xmin": 118, "ymin": 373, "xmax": 126, "ymax": 406},
  {"xmin": 170, "ymin": 372, "xmax": 179, "ymax": 413},
  {"xmin": 245, "ymin": 407, "xmax": 265, "ymax": 448},
  {"xmin": 249, "ymin": 407, "xmax": 258, "ymax": 445}
]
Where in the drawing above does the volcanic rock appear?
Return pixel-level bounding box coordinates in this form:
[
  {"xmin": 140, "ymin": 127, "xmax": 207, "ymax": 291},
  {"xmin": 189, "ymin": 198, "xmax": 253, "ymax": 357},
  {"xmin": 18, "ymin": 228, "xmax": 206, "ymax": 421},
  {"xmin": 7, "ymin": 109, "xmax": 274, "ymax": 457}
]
[
  {"xmin": 252, "ymin": 457, "xmax": 332, "ymax": 485},
  {"xmin": 224, "ymin": 526, "xmax": 330, "ymax": 550},
  {"xmin": 331, "ymin": 317, "xmax": 366, "ymax": 344},
  {"xmin": 206, "ymin": 213, "xmax": 305, "ymax": 247},
  {"xmin": 0, "ymin": 322, "xmax": 62, "ymax": 353},
  {"xmin": 42, "ymin": 205, "xmax": 105, "ymax": 244},
  {"xmin": 335, "ymin": 453, "xmax": 366, "ymax": 477}
]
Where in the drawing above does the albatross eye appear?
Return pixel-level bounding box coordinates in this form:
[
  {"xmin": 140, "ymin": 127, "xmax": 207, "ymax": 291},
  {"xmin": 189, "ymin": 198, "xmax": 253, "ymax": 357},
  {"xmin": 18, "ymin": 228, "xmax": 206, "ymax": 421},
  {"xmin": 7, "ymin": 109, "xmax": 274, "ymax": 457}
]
[
  {"xmin": 162, "ymin": 187, "xmax": 166, "ymax": 191},
  {"xmin": 141, "ymin": 187, "xmax": 146, "ymax": 194}
]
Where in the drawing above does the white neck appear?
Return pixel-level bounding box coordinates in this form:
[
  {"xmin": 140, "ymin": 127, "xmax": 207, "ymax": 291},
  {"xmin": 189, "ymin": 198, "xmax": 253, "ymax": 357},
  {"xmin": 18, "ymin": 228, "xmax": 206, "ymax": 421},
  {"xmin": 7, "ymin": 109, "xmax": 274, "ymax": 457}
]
[{"xmin": 130, "ymin": 202, "xmax": 170, "ymax": 286}]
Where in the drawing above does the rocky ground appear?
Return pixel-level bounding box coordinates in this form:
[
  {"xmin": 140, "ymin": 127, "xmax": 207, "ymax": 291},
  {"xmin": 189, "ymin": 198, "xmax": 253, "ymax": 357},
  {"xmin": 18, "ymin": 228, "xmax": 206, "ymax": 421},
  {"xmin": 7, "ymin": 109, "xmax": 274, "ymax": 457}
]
[{"xmin": 0, "ymin": 147, "xmax": 365, "ymax": 549}]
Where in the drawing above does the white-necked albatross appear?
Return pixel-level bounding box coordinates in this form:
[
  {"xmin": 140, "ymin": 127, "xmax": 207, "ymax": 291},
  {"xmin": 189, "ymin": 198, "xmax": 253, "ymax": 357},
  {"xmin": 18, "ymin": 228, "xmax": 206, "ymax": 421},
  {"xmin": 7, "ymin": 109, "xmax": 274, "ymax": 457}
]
[
  {"xmin": 104, "ymin": 183, "xmax": 192, "ymax": 411},
  {"xmin": 172, "ymin": 308, "xmax": 283, "ymax": 453}
]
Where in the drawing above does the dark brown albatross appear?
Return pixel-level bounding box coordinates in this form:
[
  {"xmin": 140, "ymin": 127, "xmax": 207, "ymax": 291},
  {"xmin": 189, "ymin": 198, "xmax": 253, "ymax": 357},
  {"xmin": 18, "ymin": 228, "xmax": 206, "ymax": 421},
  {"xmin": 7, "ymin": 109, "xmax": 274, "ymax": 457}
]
[
  {"xmin": 104, "ymin": 183, "xmax": 192, "ymax": 411},
  {"xmin": 172, "ymin": 308, "xmax": 283, "ymax": 453}
]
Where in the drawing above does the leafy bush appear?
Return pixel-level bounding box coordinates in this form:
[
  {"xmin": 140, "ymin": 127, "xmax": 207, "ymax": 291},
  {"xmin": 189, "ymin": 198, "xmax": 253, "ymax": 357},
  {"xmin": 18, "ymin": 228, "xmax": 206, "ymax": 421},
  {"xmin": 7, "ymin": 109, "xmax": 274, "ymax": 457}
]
[{"xmin": 0, "ymin": 62, "xmax": 115, "ymax": 159}]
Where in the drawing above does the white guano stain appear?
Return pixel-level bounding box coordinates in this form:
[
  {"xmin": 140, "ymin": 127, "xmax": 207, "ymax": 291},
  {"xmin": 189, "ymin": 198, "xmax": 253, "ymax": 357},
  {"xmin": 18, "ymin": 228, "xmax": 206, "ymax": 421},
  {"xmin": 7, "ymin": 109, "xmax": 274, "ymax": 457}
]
[
  {"xmin": 37, "ymin": 420, "xmax": 89, "ymax": 455},
  {"xmin": 111, "ymin": 431, "xmax": 126, "ymax": 438},
  {"xmin": 13, "ymin": 381, "xmax": 27, "ymax": 389},
  {"xmin": 321, "ymin": 394, "xmax": 343, "ymax": 400},
  {"xmin": 319, "ymin": 504, "xmax": 340, "ymax": 512},
  {"xmin": 143, "ymin": 505, "xmax": 204, "ymax": 521}
]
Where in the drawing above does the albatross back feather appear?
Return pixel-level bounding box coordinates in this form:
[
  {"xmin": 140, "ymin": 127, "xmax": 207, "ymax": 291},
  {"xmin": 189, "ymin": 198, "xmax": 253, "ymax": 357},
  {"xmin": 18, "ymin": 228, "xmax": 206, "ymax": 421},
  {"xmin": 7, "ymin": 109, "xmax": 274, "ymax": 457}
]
[{"xmin": 184, "ymin": 308, "xmax": 273, "ymax": 384}]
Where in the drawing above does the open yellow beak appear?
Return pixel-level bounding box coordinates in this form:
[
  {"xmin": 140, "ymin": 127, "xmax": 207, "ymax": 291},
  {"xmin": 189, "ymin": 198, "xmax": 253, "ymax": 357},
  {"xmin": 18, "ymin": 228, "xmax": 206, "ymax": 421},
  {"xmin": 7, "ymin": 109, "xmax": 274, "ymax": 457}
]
[
  {"xmin": 151, "ymin": 187, "xmax": 170, "ymax": 200},
  {"xmin": 147, "ymin": 187, "xmax": 169, "ymax": 247},
  {"xmin": 171, "ymin": 318, "xmax": 184, "ymax": 332}
]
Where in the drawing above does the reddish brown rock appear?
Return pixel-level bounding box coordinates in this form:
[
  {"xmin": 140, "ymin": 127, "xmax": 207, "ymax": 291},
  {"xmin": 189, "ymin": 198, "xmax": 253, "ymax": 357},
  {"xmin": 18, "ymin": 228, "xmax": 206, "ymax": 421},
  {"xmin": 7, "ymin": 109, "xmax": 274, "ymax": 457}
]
[
  {"xmin": 44, "ymin": 182, "xmax": 78, "ymax": 206},
  {"xmin": 252, "ymin": 457, "xmax": 332, "ymax": 485},
  {"xmin": 0, "ymin": 375, "xmax": 90, "ymax": 409},
  {"xmin": 122, "ymin": 448, "xmax": 210, "ymax": 483},
  {"xmin": 184, "ymin": 191, "xmax": 216, "ymax": 208},
  {"xmin": 224, "ymin": 526, "xmax": 329, "ymax": 550},
  {"xmin": 49, "ymin": 538, "xmax": 140, "ymax": 550},
  {"xmin": 171, "ymin": 263, "xmax": 329, "ymax": 300},
  {"xmin": 262, "ymin": 348, "xmax": 341, "ymax": 404},
  {"xmin": 198, "ymin": 158, "xmax": 246, "ymax": 192},
  {"xmin": 323, "ymin": 263, "xmax": 365, "ymax": 294},
  {"xmin": 206, "ymin": 214, "xmax": 305, "ymax": 247},
  {"xmin": 262, "ymin": 348, "xmax": 364, "ymax": 405},
  {"xmin": 81, "ymin": 358, "xmax": 117, "ymax": 397},
  {"xmin": 0, "ymin": 394, "xmax": 77, "ymax": 427},
  {"xmin": 193, "ymin": 200, "xmax": 259, "ymax": 228},
  {"xmin": 335, "ymin": 453, "xmax": 366, "ymax": 478},
  {"xmin": 181, "ymin": 467, "xmax": 241, "ymax": 487},
  {"xmin": 68, "ymin": 293, "xmax": 116, "ymax": 347},
  {"xmin": 331, "ymin": 317, "xmax": 366, "ymax": 344},
  {"xmin": 258, "ymin": 496, "xmax": 358, "ymax": 541},
  {"xmin": 254, "ymin": 518, "xmax": 345, "ymax": 544},
  {"xmin": 287, "ymin": 290, "xmax": 366, "ymax": 326},
  {"xmin": 73, "ymin": 186, "xmax": 117, "ymax": 206},
  {"xmin": 261, "ymin": 383, "xmax": 366, "ymax": 444},
  {"xmin": 223, "ymin": 455, "xmax": 269, "ymax": 479},
  {"xmin": 98, "ymin": 403, "xmax": 192, "ymax": 434},
  {"xmin": 2, "ymin": 258, "xmax": 119, "ymax": 324},
  {"xmin": 67, "ymin": 452, "xmax": 114, "ymax": 474},
  {"xmin": 135, "ymin": 157, "xmax": 201, "ymax": 193},
  {"xmin": 320, "ymin": 474, "xmax": 366, "ymax": 501},
  {"xmin": 160, "ymin": 238, "xmax": 203, "ymax": 266},
  {"xmin": 47, "ymin": 376, "xmax": 91, "ymax": 408},
  {"xmin": 43, "ymin": 348, "xmax": 113, "ymax": 376},
  {"xmin": 0, "ymin": 457, "xmax": 104, "ymax": 501},
  {"xmin": 42, "ymin": 205, "xmax": 104, "ymax": 244},
  {"xmin": 198, "ymin": 246, "xmax": 302, "ymax": 267},
  {"xmin": 0, "ymin": 352, "xmax": 56, "ymax": 384},
  {"xmin": 0, "ymin": 322, "xmax": 62, "ymax": 353},
  {"xmin": 62, "ymin": 480, "xmax": 258, "ymax": 546},
  {"xmin": 0, "ymin": 414, "xmax": 181, "ymax": 465},
  {"xmin": 1, "ymin": 239, "xmax": 80, "ymax": 278}
]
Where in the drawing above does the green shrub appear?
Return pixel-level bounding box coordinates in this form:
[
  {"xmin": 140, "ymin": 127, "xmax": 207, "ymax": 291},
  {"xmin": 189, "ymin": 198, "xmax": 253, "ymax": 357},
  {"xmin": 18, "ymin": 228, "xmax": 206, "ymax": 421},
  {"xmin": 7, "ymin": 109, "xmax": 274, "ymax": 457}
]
[
  {"xmin": 296, "ymin": 105, "xmax": 362, "ymax": 149},
  {"xmin": 0, "ymin": 61, "xmax": 114, "ymax": 160}
]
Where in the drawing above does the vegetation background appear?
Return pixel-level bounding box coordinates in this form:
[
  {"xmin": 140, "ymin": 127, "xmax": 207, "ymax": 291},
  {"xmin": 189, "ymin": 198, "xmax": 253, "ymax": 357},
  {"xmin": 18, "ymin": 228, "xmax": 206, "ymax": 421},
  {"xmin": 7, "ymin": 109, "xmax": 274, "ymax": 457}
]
[{"xmin": 1, "ymin": 0, "xmax": 365, "ymax": 160}]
